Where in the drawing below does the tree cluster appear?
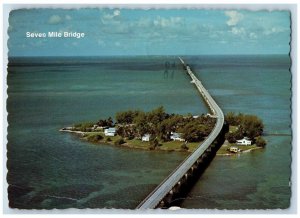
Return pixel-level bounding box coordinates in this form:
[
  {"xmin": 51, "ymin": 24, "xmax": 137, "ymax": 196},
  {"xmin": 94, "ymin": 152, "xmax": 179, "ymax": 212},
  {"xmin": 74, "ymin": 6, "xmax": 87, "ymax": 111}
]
[
  {"xmin": 255, "ymin": 136, "xmax": 267, "ymax": 147},
  {"xmin": 114, "ymin": 106, "xmax": 215, "ymax": 143},
  {"xmin": 97, "ymin": 117, "xmax": 114, "ymax": 127},
  {"xmin": 225, "ymin": 112, "xmax": 265, "ymax": 143},
  {"xmin": 73, "ymin": 122, "xmax": 94, "ymax": 132}
]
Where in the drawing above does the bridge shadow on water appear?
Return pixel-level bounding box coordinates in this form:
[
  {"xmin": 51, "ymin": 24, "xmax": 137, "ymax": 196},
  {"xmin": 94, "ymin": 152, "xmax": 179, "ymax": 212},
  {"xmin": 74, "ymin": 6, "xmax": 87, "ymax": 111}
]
[{"xmin": 159, "ymin": 122, "xmax": 229, "ymax": 209}]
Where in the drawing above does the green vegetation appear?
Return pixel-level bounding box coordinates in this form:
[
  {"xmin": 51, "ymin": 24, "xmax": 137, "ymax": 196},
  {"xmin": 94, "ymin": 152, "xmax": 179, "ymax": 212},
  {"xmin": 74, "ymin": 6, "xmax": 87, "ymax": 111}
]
[
  {"xmin": 80, "ymin": 131, "xmax": 200, "ymax": 152},
  {"xmin": 181, "ymin": 143, "xmax": 189, "ymax": 151},
  {"xmin": 112, "ymin": 106, "xmax": 214, "ymax": 151},
  {"xmin": 82, "ymin": 132, "xmax": 121, "ymax": 145},
  {"xmin": 97, "ymin": 117, "xmax": 114, "ymax": 127},
  {"xmin": 114, "ymin": 138, "xmax": 126, "ymax": 146},
  {"xmin": 217, "ymin": 144, "xmax": 243, "ymax": 154},
  {"xmin": 256, "ymin": 136, "xmax": 267, "ymax": 147},
  {"xmin": 215, "ymin": 112, "xmax": 267, "ymax": 155},
  {"xmin": 181, "ymin": 123, "xmax": 206, "ymax": 142},
  {"xmin": 116, "ymin": 110, "xmax": 141, "ymax": 124},
  {"xmin": 115, "ymin": 106, "xmax": 215, "ymax": 143},
  {"xmin": 86, "ymin": 133, "xmax": 103, "ymax": 143},
  {"xmin": 66, "ymin": 108, "xmax": 266, "ymax": 154},
  {"xmin": 217, "ymin": 144, "xmax": 261, "ymax": 155},
  {"xmin": 73, "ymin": 122, "xmax": 95, "ymax": 132},
  {"xmin": 225, "ymin": 112, "xmax": 265, "ymax": 143}
]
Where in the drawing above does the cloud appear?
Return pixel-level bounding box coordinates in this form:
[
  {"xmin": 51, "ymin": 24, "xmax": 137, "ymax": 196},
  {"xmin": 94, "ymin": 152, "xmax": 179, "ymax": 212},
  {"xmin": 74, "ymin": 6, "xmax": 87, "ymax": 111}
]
[
  {"xmin": 153, "ymin": 16, "xmax": 183, "ymax": 28},
  {"xmin": 113, "ymin": 10, "xmax": 120, "ymax": 17},
  {"xmin": 101, "ymin": 23, "xmax": 130, "ymax": 34},
  {"xmin": 100, "ymin": 10, "xmax": 129, "ymax": 34},
  {"xmin": 230, "ymin": 27, "xmax": 246, "ymax": 35},
  {"xmin": 102, "ymin": 10, "xmax": 121, "ymax": 21},
  {"xmin": 249, "ymin": 32, "xmax": 258, "ymax": 39},
  {"xmin": 225, "ymin": 11, "xmax": 243, "ymax": 26},
  {"xmin": 263, "ymin": 27, "xmax": 287, "ymax": 35},
  {"xmin": 65, "ymin": 15, "xmax": 72, "ymax": 20},
  {"xmin": 136, "ymin": 17, "xmax": 152, "ymax": 28},
  {"xmin": 48, "ymin": 15, "xmax": 62, "ymax": 24},
  {"xmin": 99, "ymin": 12, "xmax": 186, "ymax": 39},
  {"xmin": 209, "ymin": 30, "xmax": 225, "ymax": 39}
]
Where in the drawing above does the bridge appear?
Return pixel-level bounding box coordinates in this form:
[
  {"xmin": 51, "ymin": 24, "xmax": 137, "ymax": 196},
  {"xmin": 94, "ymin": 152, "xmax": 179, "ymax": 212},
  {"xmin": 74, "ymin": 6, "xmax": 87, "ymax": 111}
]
[{"xmin": 136, "ymin": 57, "xmax": 225, "ymax": 209}]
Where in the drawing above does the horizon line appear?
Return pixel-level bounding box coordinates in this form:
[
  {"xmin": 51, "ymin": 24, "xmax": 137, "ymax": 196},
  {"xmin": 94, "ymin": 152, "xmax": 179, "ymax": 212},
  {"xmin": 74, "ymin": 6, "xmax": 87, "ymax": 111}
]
[{"xmin": 8, "ymin": 53, "xmax": 290, "ymax": 58}]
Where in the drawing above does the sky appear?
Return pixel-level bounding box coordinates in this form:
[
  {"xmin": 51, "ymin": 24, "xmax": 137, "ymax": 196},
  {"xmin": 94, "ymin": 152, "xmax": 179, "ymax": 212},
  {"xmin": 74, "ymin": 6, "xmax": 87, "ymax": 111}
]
[{"xmin": 8, "ymin": 8, "xmax": 291, "ymax": 56}]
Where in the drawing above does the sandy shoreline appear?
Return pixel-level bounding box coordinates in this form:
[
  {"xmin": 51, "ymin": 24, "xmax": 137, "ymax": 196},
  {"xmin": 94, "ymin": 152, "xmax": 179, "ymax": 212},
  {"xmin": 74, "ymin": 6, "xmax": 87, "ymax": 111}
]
[
  {"xmin": 216, "ymin": 146, "xmax": 263, "ymax": 156},
  {"xmin": 59, "ymin": 128, "xmax": 85, "ymax": 135}
]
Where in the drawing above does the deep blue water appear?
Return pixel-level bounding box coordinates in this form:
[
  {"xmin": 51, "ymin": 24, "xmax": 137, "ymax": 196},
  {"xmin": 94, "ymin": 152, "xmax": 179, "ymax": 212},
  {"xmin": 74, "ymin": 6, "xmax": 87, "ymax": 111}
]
[{"xmin": 7, "ymin": 55, "xmax": 291, "ymax": 209}]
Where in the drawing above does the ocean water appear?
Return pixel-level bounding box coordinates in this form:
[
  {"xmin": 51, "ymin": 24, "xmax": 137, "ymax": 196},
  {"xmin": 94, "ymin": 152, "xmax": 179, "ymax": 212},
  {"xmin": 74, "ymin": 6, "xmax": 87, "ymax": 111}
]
[
  {"xmin": 7, "ymin": 55, "xmax": 291, "ymax": 209},
  {"xmin": 181, "ymin": 55, "xmax": 291, "ymax": 209}
]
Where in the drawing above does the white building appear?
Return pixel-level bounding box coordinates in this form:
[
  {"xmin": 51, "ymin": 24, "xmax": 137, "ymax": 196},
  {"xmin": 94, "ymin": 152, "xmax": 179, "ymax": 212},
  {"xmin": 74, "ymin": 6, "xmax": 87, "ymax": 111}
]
[
  {"xmin": 170, "ymin": 132, "xmax": 185, "ymax": 142},
  {"xmin": 236, "ymin": 137, "xmax": 252, "ymax": 146},
  {"xmin": 142, "ymin": 134, "xmax": 151, "ymax": 142},
  {"xmin": 229, "ymin": 146, "xmax": 240, "ymax": 153},
  {"xmin": 104, "ymin": 128, "xmax": 116, "ymax": 136}
]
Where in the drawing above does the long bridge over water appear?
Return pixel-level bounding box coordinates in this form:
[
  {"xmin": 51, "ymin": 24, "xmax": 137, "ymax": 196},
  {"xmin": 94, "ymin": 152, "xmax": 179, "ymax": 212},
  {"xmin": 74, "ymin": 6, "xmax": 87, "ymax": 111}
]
[{"xmin": 137, "ymin": 57, "xmax": 226, "ymax": 209}]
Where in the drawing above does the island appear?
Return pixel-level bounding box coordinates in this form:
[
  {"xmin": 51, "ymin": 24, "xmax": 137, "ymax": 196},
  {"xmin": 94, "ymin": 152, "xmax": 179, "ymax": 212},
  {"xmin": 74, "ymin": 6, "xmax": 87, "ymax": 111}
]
[
  {"xmin": 217, "ymin": 112, "xmax": 267, "ymax": 155},
  {"xmin": 60, "ymin": 106, "xmax": 266, "ymax": 155}
]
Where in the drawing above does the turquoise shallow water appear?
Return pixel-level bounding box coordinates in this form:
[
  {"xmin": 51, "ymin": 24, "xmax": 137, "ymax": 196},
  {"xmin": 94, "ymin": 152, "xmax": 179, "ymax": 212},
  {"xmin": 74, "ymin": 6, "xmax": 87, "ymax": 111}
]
[{"xmin": 7, "ymin": 55, "xmax": 291, "ymax": 209}]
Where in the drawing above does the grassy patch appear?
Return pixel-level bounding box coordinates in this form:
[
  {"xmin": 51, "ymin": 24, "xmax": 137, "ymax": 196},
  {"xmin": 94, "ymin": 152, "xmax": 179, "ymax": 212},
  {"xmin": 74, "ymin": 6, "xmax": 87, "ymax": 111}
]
[
  {"xmin": 217, "ymin": 143, "xmax": 259, "ymax": 155},
  {"xmin": 125, "ymin": 139, "xmax": 150, "ymax": 148},
  {"xmin": 114, "ymin": 138, "xmax": 126, "ymax": 145},
  {"xmin": 159, "ymin": 141, "xmax": 183, "ymax": 151},
  {"xmin": 216, "ymin": 147, "xmax": 230, "ymax": 155},
  {"xmin": 229, "ymin": 125, "xmax": 239, "ymax": 133},
  {"xmin": 85, "ymin": 133, "xmax": 103, "ymax": 143},
  {"xmin": 187, "ymin": 142, "xmax": 202, "ymax": 152},
  {"xmin": 236, "ymin": 144, "xmax": 257, "ymax": 151},
  {"xmin": 83, "ymin": 132, "xmax": 122, "ymax": 144},
  {"xmin": 82, "ymin": 132, "xmax": 202, "ymax": 152}
]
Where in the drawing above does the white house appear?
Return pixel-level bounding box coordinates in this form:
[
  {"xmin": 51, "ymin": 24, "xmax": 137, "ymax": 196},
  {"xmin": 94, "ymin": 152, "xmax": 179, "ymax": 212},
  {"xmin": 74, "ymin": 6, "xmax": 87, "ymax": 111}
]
[
  {"xmin": 170, "ymin": 132, "xmax": 185, "ymax": 142},
  {"xmin": 142, "ymin": 134, "xmax": 151, "ymax": 142},
  {"xmin": 236, "ymin": 137, "xmax": 252, "ymax": 146},
  {"xmin": 104, "ymin": 128, "xmax": 116, "ymax": 136}
]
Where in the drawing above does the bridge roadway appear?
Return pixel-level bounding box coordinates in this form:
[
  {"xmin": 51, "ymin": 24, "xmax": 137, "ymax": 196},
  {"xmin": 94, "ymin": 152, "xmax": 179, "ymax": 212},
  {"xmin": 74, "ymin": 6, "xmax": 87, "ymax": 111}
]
[{"xmin": 137, "ymin": 57, "xmax": 224, "ymax": 209}]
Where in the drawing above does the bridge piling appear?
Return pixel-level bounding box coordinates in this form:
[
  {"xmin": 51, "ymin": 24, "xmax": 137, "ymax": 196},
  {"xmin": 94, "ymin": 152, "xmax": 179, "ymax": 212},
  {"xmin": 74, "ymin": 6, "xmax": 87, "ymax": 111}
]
[
  {"xmin": 164, "ymin": 124, "xmax": 228, "ymax": 208},
  {"xmin": 136, "ymin": 57, "xmax": 226, "ymax": 209}
]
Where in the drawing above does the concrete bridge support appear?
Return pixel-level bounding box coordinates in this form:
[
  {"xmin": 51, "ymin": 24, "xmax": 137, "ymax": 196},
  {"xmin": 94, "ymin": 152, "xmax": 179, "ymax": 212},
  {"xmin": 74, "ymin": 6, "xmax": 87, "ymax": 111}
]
[
  {"xmin": 137, "ymin": 58, "xmax": 226, "ymax": 209},
  {"xmin": 157, "ymin": 123, "xmax": 229, "ymax": 209}
]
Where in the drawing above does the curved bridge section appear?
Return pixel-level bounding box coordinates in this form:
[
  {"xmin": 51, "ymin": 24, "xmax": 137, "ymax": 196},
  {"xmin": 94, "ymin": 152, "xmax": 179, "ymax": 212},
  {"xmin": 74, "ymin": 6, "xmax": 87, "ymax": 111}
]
[{"xmin": 137, "ymin": 57, "xmax": 225, "ymax": 209}]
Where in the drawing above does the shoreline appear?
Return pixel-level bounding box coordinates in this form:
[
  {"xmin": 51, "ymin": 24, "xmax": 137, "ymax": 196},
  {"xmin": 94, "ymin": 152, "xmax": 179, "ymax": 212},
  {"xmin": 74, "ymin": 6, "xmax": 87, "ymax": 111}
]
[
  {"xmin": 60, "ymin": 128, "xmax": 193, "ymax": 153},
  {"xmin": 60, "ymin": 128, "xmax": 262, "ymax": 155},
  {"xmin": 59, "ymin": 128, "xmax": 85, "ymax": 135},
  {"xmin": 216, "ymin": 146, "xmax": 263, "ymax": 156}
]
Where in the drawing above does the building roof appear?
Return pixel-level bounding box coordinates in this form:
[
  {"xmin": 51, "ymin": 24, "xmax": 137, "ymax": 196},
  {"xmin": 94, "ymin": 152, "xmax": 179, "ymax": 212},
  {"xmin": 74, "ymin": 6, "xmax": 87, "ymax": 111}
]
[
  {"xmin": 105, "ymin": 127, "xmax": 116, "ymax": 132},
  {"xmin": 236, "ymin": 137, "xmax": 251, "ymax": 142}
]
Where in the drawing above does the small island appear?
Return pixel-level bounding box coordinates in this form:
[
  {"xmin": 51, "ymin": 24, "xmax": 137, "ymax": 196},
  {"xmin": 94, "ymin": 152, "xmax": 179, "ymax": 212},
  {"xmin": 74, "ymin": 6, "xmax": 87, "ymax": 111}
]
[
  {"xmin": 217, "ymin": 112, "xmax": 267, "ymax": 155},
  {"xmin": 60, "ymin": 107, "xmax": 266, "ymax": 155}
]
